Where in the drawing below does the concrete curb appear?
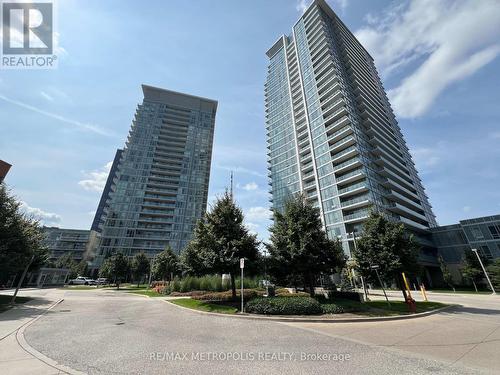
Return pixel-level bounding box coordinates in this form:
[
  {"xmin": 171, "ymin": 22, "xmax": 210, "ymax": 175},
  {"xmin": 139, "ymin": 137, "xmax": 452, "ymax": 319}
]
[
  {"xmin": 164, "ymin": 299, "xmax": 458, "ymax": 323},
  {"xmin": 16, "ymin": 298, "xmax": 86, "ymax": 375}
]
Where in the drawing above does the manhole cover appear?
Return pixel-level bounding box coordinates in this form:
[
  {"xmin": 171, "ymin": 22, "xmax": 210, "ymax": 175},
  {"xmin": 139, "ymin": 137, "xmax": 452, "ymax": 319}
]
[
  {"xmin": 115, "ymin": 322, "xmax": 125, "ymax": 325},
  {"xmin": 59, "ymin": 309, "xmax": 71, "ymax": 312}
]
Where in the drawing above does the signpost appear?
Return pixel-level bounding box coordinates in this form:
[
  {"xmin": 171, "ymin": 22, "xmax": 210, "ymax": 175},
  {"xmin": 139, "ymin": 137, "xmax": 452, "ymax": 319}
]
[
  {"xmin": 240, "ymin": 258, "xmax": 245, "ymax": 313},
  {"xmin": 371, "ymin": 265, "xmax": 390, "ymax": 307}
]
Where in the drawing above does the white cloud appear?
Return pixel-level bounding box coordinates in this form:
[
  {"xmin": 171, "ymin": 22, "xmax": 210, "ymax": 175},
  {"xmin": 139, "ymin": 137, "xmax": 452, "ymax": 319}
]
[
  {"xmin": 78, "ymin": 161, "xmax": 112, "ymax": 192},
  {"xmin": 240, "ymin": 182, "xmax": 258, "ymax": 191},
  {"xmin": 245, "ymin": 222, "xmax": 260, "ymax": 235},
  {"xmin": 245, "ymin": 206, "xmax": 271, "ymax": 221},
  {"xmin": 215, "ymin": 164, "xmax": 266, "ymax": 178},
  {"xmin": 296, "ymin": 0, "xmax": 309, "ymax": 13},
  {"xmin": 20, "ymin": 201, "xmax": 61, "ymax": 225},
  {"xmin": 0, "ymin": 93, "xmax": 111, "ymax": 136},
  {"xmin": 40, "ymin": 91, "xmax": 54, "ymax": 102},
  {"xmin": 410, "ymin": 147, "xmax": 441, "ymax": 172},
  {"xmin": 355, "ymin": 0, "xmax": 500, "ymax": 118}
]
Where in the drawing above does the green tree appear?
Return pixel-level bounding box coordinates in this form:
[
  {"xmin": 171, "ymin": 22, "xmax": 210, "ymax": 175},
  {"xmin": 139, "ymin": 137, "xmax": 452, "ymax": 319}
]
[
  {"xmin": 461, "ymin": 248, "xmax": 488, "ymax": 291},
  {"xmin": 131, "ymin": 252, "xmax": 150, "ymax": 286},
  {"xmin": 0, "ymin": 183, "xmax": 49, "ymax": 285},
  {"xmin": 152, "ymin": 246, "xmax": 179, "ymax": 281},
  {"xmin": 180, "ymin": 238, "xmax": 208, "ymax": 276},
  {"xmin": 55, "ymin": 252, "xmax": 78, "ymax": 278},
  {"xmin": 99, "ymin": 252, "xmax": 130, "ymax": 289},
  {"xmin": 439, "ymin": 256, "xmax": 455, "ymax": 292},
  {"xmin": 353, "ymin": 211, "xmax": 420, "ymax": 299},
  {"xmin": 487, "ymin": 259, "xmax": 500, "ymax": 291},
  {"xmin": 188, "ymin": 191, "xmax": 260, "ymax": 299},
  {"xmin": 267, "ymin": 194, "xmax": 346, "ymax": 296}
]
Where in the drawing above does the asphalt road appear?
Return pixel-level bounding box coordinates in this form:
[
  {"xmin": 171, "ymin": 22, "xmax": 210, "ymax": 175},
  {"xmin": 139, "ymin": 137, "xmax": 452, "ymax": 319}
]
[{"xmin": 23, "ymin": 289, "xmax": 483, "ymax": 375}]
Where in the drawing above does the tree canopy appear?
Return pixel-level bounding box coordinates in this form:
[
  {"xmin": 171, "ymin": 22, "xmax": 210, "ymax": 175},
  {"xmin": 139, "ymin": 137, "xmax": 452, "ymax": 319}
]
[
  {"xmin": 131, "ymin": 251, "xmax": 150, "ymax": 286},
  {"xmin": 183, "ymin": 191, "xmax": 260, "ymax": 298},
  {"xmin": 0, "ymin": 183, "xmax": 49, "ymax": 285},
  {"xmin": 267, "ymin": 194, "xmax": 346, "ymax": 296},
  {"xmin": 352, "ymin": 211, "xmax": 420, "ymax": 294},
  {"xmin": 152, "ymin": 246, "xmax": 179, "ymax": 281},
  {"xmin": 99, "ymin": 252, "xmax": 130, "ymax": 289}
]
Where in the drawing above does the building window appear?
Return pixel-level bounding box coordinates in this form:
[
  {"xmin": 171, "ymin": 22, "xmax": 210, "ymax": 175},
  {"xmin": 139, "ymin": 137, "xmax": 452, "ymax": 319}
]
[
  {"xmin": 480, "ymin": 245, "xmax": 493, "ymax": 260},
  {"xmin": 488, "ymin": 225, "xmax": 500, "ymax": 239},
  {"xmin": 471, "ymin": 227, "xmax": 484, "ymax": 240}
]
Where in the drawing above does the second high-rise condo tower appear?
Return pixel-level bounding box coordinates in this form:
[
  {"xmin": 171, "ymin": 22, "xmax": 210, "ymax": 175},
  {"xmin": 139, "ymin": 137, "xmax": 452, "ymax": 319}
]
[
  {"xmin": 265, "ymin": 0, "xmax": 436, "ymax": 255},
  {"xmin": 96, "ymin": 85, "xmax": 217, "ymax": 261}
]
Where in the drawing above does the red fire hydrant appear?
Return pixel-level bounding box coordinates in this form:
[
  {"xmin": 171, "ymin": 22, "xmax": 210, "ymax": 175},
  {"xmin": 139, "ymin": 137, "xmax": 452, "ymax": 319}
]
[{"xmin": 405, "ymin": 296, "xmax": 416, "ymax": 313}]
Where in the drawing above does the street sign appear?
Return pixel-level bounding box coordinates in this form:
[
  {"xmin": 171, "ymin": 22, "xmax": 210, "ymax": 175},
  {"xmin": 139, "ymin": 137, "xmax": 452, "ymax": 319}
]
[
  {"xmin": 240, "ymin": 258, "xmax": 245, "ymax": 269},
  {"xmin": 370, "ymin": 265, "xmax": 379, "ymax": 270}
]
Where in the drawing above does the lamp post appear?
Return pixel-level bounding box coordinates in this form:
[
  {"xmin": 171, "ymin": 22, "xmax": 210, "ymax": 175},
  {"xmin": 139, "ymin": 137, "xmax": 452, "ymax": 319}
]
[
  {"xmin": 472, "ymin": 249, "xmax": 496, "ymax": 294},
  {"xmin": 371, "ymin": 265, "xmax": 390, "ymax": 307}
]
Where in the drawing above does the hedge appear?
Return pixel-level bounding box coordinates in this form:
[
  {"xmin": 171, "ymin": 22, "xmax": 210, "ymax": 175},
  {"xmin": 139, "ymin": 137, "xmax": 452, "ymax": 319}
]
[
  {"xmin": 245, "ymin": 296, "xmax": 322, "ymax": 315},
  {"xmin": 193, "ymin": 289, "xmax": 265, "ymax": 302},
  {"xmin": 327, "ymin": 290, "xmax": 363, "ymax": 302}
]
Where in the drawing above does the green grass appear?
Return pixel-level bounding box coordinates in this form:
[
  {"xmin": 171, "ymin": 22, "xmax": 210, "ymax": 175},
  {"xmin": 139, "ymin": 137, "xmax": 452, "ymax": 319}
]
[
  {"xmin": 0, "ymin": 294, "xmax": 32, "ymax": 313},
  {"xmin": 170, "ymin": 298, "xmax": 237, "ymax": 314},
  {"xmin": 364, "ymin": 301, "xmax": 448, "ymax": 315},
  {"xmin": 128, "ymin": 289, "xmax": 163, "ymax": 297}
]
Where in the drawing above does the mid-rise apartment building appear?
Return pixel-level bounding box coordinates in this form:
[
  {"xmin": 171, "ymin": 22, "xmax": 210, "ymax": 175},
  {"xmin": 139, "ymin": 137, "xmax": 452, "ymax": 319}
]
[{"xmin": 42, "ymin": 227, "xmax": 90, "ymax": 263}]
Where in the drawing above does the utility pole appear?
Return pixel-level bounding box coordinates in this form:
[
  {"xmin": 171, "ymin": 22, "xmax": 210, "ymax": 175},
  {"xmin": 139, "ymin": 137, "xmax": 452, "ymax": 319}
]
[
  {"xmin": 472, "ymin": 249, "xmax": 496, "ymax": 294},
  {"xmin": 11, "ymin": 255, "xmax": 35, "ymax": 305}
]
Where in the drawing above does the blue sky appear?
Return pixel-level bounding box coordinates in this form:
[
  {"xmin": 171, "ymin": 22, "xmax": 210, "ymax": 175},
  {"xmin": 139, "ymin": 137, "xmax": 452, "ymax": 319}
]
[{"xmin": 1, "ymin": 0, "xmax": 499, "ymax": 242}]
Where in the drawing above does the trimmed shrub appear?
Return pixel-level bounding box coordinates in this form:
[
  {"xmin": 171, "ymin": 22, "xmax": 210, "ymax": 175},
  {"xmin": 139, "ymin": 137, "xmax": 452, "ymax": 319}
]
[
  {"xmin": 245, "ymin": 296, "xmax": 322, "ymax": 315},
  {"xmin": 193, "ymin": 289, "xmax": 264, "ymax": 302},
  {"xmin": 320, "ymin": 303, "xmax": 345, "ymax": 314},
  {"xmin": 275, "ymin": 288, "xmax": 310, "ymax": 297},
  {"xmin": 169, "ymin": 290, "xmax": 207, "ymax": 297}
]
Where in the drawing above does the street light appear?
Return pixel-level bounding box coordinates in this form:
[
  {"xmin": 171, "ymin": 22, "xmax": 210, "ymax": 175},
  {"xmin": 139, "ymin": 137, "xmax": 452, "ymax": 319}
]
[
  {"xmin": 371, "ymin": 265, "xmax": 390, "ymax": 307},
  {"xmin": 471, "ymin": 249, "xmax": 496, "ymax": 294}
]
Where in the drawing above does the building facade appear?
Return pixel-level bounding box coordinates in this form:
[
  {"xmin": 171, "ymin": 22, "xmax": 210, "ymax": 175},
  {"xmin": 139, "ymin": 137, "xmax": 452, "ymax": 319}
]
[
  {"xmin": 432, "ymin": 215, "xmax": 500, "ymax": 282},
  {"xmin": 91, "ymin": 149, "xmax": 123, "ymax": 233},
  {"xmin": 95, "ymin": 85, "xmax": 217, "ymax": 262},
  {"xmin": 0, "ymin": 159, "xmax": 12, "ymax": 182},
  {"xmin": 265, "ymin": 0, "xmax": 436, "ymax": 257},
  {"xmin": 42, "ymin": 227, "xmax": 90, "ymax": 263}
]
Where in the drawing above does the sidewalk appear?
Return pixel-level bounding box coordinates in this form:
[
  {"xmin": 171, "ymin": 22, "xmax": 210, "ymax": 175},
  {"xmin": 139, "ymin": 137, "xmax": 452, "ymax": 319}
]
[{"xmin": 0, "ymin": 289, "xmax": 66, "ymax": 375}]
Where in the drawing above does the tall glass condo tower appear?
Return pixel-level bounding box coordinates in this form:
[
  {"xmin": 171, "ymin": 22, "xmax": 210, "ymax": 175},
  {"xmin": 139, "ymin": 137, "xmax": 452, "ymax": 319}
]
[
  {"xmin": 96, "ymin": 85, "xmax": 217, "ymax": 261},
  {"xmin": 265, "ymin": 0, "xmax": 436, "ymax": 255}
]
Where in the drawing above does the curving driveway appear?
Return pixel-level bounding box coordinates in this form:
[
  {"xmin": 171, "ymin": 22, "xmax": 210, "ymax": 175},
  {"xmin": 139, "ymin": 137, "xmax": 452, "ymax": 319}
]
[{"xmin": 21, "ymin": 289, "xmax": 485, "ymax": 374}]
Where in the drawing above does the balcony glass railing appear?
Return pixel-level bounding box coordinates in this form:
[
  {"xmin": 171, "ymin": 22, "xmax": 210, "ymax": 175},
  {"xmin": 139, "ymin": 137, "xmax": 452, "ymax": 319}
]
[
  {"xmin": 331, "ymin": 145, "xmax": 357, "ymax": 161},
  {"xmin": 338, "ymin": 181, "xmax": 366, "ymax": 195},
  {"xmin": 336, "ymin": 168, "xmax": 363, "ymax": 182},
  {"xmin": 333, "ymin": 156, "xmax": 361, "ymax": 171},
  {"xmin": 341, "ymin": 195, "xmax": 370, "ymax": 208},
  {"xmin": 330, "ymin": 135, "xmax": 354, "ymax": 151},
  {"xmin": 343, "ymin": 209, "xmax": 370, "ymax": 221}
]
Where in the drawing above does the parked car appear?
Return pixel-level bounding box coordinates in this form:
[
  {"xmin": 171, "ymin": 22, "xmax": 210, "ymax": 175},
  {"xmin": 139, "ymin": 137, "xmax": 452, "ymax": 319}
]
[
  {"xmin": 68, "ymin": 277, "xmax": 96, "ymax": 286},
  {"xmin": 95, "ymin": 278, "xmax": 108, "ymax": 285}
]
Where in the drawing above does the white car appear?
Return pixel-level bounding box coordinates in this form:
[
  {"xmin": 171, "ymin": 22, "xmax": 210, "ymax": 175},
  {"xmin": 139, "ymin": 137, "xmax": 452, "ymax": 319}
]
[{"xmin": 68, "ymin": 277, "xmax": 96, "ymax": 286}]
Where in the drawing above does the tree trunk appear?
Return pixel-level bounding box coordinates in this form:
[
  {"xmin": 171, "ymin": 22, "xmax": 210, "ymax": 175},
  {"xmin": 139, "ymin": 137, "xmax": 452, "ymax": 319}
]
[
  {"xmin": 397, "ymin": 275, "xmax": 407, "ymax": 300},
  {"xmin": 230, "ymin": 272, "xmax": 237, "ymax": 300},
  {"xmin": 472, "ymin": 280, "xmax": 478, "ymax": 293},
  {"xmin": 307, "ymin": 272, "xmax": 315, "ymax": 297}
]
